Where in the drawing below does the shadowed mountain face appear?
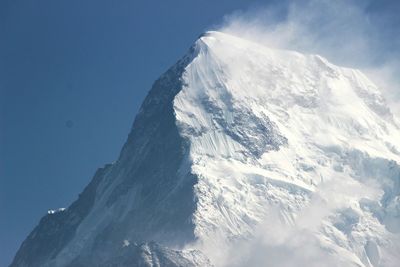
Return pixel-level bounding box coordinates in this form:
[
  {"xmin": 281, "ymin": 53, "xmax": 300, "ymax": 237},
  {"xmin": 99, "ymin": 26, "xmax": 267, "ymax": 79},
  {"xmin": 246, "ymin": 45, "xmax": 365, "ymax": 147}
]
[
  {"xmin": 10, "ymin": 45, "xmax": 205, "ymax": 267},
  {"xmin": 11, "ymin": 32, "xmax": 400, "ymax": 267}
]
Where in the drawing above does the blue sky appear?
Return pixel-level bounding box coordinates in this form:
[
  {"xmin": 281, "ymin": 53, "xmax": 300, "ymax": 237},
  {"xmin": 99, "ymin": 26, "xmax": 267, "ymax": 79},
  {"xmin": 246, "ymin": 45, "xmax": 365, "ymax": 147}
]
[{"xmin": 0, "ymin": 0, "xmax": 399, "ymax": 266}]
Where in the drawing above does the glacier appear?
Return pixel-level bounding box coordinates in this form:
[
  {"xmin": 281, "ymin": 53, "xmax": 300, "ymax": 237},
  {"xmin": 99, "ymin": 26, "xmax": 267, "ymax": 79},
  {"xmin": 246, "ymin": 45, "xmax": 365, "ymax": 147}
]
[{"xmin": 10, "ymin": 31, "xmax": 400, "ymax": 267}]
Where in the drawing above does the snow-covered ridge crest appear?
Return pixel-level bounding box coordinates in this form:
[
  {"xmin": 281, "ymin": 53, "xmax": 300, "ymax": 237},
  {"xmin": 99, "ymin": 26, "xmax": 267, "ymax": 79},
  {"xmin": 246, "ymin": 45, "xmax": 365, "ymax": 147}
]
[{"xmin": 10, "ymin": 31, "xmax": 400, "ymax": 267}]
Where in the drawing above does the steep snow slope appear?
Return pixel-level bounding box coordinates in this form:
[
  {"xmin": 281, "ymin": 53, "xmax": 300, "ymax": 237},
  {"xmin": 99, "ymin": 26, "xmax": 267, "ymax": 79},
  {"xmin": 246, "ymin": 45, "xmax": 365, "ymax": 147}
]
[
  {"xmin": 174, "ymin": 32, "xmax": 400, "ymax": 266},
  {"xmin": 173, "ymin": 32, "xmax": 400, "ymax": 266},
  {"xmin": 11, "ymin": 31, "xmax": 400, "ymax": 267}
]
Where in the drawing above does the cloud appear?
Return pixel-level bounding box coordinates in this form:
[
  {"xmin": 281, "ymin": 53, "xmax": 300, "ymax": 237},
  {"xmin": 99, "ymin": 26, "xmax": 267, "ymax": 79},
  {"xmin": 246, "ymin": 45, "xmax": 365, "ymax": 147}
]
[
  {"xmin": 216, "ymin": 0, "xmax": 400, "ymax": 116},
  {"xmin": 213, "ymin": 175, "xmax": 382, "ymax": 267}
]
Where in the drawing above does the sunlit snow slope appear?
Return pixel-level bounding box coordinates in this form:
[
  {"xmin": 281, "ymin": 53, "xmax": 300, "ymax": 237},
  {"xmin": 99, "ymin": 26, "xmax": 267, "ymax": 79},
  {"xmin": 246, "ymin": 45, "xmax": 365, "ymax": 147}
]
[{"xmin": 11, "ymin": 32, "xmax": 400, "ymax": 267}]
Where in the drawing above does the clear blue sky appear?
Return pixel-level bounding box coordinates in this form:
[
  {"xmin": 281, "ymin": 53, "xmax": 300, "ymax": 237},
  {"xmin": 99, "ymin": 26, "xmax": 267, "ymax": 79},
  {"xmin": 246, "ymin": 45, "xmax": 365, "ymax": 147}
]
[{"xmin": 0, "ymin": 0, "xmax": 398, "ymax": 266}]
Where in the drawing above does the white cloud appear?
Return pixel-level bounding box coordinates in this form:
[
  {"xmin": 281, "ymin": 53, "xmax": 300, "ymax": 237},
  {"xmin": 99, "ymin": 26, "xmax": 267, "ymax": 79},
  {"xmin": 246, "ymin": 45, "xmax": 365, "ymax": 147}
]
[
  {"xmin": 215, "ymin": 176, "xmax": 381, "ymax": 267},
  {"xmin": 216, "ymin": 0, "xmax": 400, "ymax": 117}
]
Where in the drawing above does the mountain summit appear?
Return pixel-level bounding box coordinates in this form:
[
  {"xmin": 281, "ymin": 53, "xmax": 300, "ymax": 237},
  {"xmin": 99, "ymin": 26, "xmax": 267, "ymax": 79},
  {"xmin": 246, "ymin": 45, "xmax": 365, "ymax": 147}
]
[{"xmin": 11, "ymin": 31, "xmax": 400, "ymax": 267}]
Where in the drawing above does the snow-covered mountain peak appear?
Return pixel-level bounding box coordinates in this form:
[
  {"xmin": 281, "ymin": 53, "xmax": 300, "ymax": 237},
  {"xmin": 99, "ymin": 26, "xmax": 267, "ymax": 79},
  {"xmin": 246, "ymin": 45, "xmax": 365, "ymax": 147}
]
[
  {"xmin": 176, "ymin": 31, "xmax": 399, "ymax": 162},
  {"xmin": 11, "ymin": 31, "xmax": 400, "ymax": 267},
  {"xmin": 176, "ymin": 31, "xmax": 400, "ymax": 266}
]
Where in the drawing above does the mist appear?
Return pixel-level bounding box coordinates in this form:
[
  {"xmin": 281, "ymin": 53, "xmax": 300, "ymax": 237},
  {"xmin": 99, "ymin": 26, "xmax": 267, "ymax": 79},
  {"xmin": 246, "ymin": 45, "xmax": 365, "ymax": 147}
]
[{"xmin": 216, "ymin": 0, "xmax": 400, "ymax": 116}]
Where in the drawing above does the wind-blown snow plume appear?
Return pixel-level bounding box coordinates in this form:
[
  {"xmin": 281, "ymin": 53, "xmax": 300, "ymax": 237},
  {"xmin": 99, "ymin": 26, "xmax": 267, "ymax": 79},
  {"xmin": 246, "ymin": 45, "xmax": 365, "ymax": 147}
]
[{"xmin": 217, "ymin": 0, "xmax": 400, "ymax": 116}]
